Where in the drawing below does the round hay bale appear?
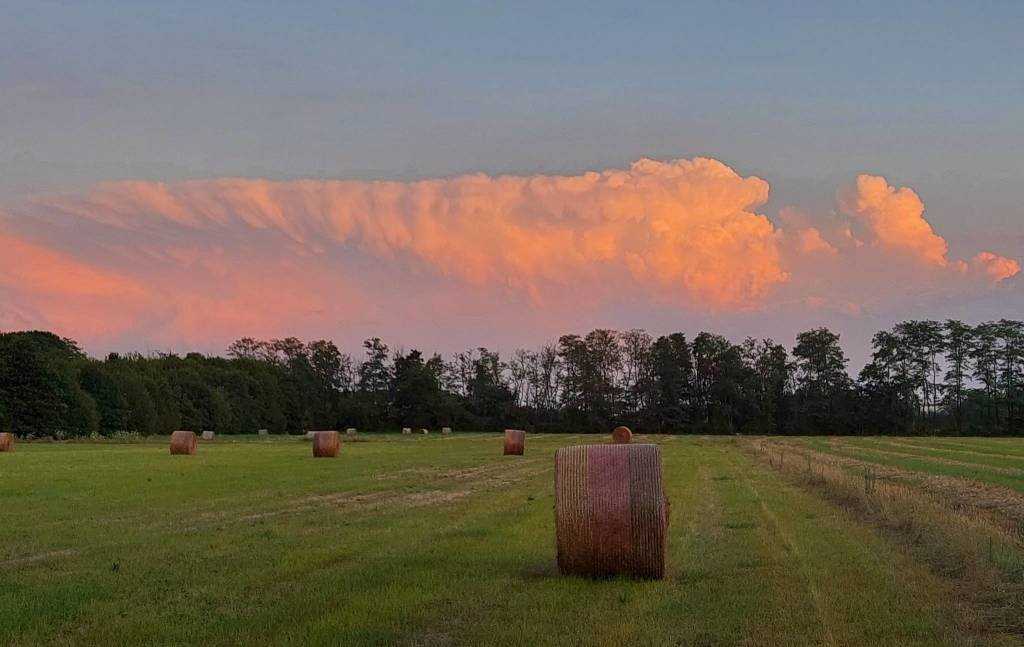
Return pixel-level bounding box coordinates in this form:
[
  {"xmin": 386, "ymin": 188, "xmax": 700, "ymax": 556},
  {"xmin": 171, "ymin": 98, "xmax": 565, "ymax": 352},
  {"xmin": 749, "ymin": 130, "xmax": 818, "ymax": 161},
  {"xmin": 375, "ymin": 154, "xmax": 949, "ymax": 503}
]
[
  {"xmin": 503, "ymin": 429, "xmax": 526, "ymax": 456},
  {"xmin": 345, "ymin": 427, "xmax": 357, "ymax": 436},
  {"xmin": 420, "ymin": 428, "xmax": 429, "ymax": 435},
  {"xmin": 169, "ymin": 430, "xmax": 197, "ymax": 455},
  {"xmin": 554, "ymin": 443, "xmax": 667, "ymax": 580},
  {"xmin": 312, "ymin": 431, "xmax": 340, "ymax": 458},
  {"xmin": 611, "ymin": 425, "xmax": 633, "ymax": 444},
  {"xmin": 441, "ymin": 426, "xmax": 452, "ymax": 435},
  {"xmin": 201, "ymin": 430, "xmax": 215, "ymax": 441},
  {"xmin": 0, "ymin": 432, "xmax": 14, "ymax": 452},
  {"xmin": 401, "ymin": 427, "xmax": 412, "ymax": 435}
]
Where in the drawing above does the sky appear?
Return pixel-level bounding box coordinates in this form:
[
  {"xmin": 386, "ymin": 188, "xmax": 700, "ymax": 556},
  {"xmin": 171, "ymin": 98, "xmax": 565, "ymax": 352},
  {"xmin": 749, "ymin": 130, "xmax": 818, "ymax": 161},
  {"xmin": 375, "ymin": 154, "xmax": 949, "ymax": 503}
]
[{"xmin": 1, "ymin": 1, "xmax": 1022, "ymax": 367}]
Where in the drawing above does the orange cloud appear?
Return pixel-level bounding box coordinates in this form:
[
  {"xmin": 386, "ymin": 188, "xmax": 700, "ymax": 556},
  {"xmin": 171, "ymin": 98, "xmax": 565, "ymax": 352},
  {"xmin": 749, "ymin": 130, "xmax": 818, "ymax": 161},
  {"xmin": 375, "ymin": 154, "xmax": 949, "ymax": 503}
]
[
  {"xmin": 0, "ymin": 159, "xmax": 1018, "ymax": 350},
  {"xmin": 971, "ymin": 252, "xmax": 1021, "ymax": 282},
  {"xmin": 838, "ymin": 175, "xmax": 949, "ymax": 266},
  {"xmin": 36, "ymin": 157, "xmax": 787, "ymax": 308}
]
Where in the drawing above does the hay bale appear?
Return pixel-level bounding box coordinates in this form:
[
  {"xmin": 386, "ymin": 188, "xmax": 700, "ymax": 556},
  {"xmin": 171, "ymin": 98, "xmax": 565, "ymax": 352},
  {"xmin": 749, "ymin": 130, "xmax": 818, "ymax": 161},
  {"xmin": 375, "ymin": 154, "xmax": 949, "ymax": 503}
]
[
  {"xmin": 503, "ymin": 429, "xmax": 525, "ymax": 455},
  {"xmin": 611, "ymin": 425, "xmax": 633, "ymax": 444},
  {"xmin": 312, "ymin": 431, "xmax": 340, "ymax": 458},
  {"xmin": 305, "ymin": 431, "xmax": 316, "ymax": 440},
  {"xmin": 257, "ymin": 428, "xmax": 269, "ymax": 436},
  {"xmin": 0, "ymin": 433, "xmax": 14, "ymax": 452},
  {"xmin": 401, "ymin": 427, "xmax": 412, "ymax": 435},
  {"xmin": 420, "ymin": 428, "xmax": 429, "ymax": 435},
  {"xmin": 169, "ymin": 430, "xmax": 197, "ymax": 455},
  {"xmin": 554, "ymin": 443, "xmax": 667, "ymax": 579},
  {"xmin": 441, "ymin": 426, "xmax": 452, "ymax": 435},
  {"xmin": 345, "ymin": 427, "xmax": 357, "ymax": 436},
  {"xmin": 201, "ymin": 430, "xmax": 215, "ymax": 441}
]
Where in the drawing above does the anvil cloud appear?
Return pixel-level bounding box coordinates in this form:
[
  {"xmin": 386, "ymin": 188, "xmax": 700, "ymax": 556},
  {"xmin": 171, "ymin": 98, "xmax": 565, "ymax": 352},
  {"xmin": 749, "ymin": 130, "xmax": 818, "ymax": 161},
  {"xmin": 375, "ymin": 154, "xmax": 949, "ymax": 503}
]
[{"xmin": 0, "ymin": 157, "xmax": 1018, "ymax": 351}]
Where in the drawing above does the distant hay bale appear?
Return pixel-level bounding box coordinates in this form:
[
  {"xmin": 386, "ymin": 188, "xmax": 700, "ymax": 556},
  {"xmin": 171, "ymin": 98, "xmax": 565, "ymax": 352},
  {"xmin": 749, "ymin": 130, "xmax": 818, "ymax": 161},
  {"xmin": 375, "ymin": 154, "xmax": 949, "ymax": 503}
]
[
  {"xmin": 401, "ymin": 427, "xmax": 412, "ymax": 435},
  {"xmin": 420, "ymin": 428, "xmax": 429, "ymax": 435},
  {"xmin": 346, "ymin": 427, "xmax": 357, "ymax": 436},
  {"xmin": 503, "ymin": 429, "xmax": 525, "ymax": 455},
  {"xmin": 201, "ymin": 430, "xmax": 215, "ymax": 441},
  {"xmin": 555, "ymin": 443, "xmax": 668, "ymax": 580},
  {"xmin": 312, "ymin": 431, "xmax": 340, "ymax": 458},
  {"xmin": 257, "ymin": 429, "xmax": 269, "ymax": 436},
  {"xmin": 441, "ymin": 426, "xmax": 452, "ymax": 435},
  {"xmin": 169, "ymin": 431, "xmax": 197, "ymax": 455},
  {"xmin": 611, "ymin": 425, "xmax": 633, "ymax": 444},
  {"xmin": 0, "ymin": 433, "xmax": 14, "ymax": 452},
  {"xmin": 305, "ymin": 431, "xmax": 316, "ymax": 440}
]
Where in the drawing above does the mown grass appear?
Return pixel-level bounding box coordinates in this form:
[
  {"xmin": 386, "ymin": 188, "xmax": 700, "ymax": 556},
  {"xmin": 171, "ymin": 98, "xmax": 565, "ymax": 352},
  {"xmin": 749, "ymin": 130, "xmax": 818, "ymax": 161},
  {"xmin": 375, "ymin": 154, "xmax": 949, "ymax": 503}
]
[
  {"xmin": 786, "ymin": 436, "xmax": 1024, "ymax": 493},
  {"xmin": 0, "ymin": 435, "xmax": 978, "ymax": 645}
]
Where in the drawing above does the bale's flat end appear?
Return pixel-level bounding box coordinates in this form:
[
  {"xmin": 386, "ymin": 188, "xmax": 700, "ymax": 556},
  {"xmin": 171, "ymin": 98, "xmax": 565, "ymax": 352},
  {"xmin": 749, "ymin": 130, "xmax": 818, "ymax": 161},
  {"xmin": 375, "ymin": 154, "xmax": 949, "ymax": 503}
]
[
  {"xmin": 503, "ymin": 429, "xmax": 526, "ymax": 455},
  {"xmin": 555, "ymin": 443, "xmax": 667, "ymax": 580},
  {"xmin": 312, "ymin": 431, "xmax": 341, "ymax": 457},
  {"xmin": 611, "ymin": 426, "xmax": 633, "ymax": 444},
  {"xmin": 169, "ymin": 430, "xmax": 197, "ymax": 455}
]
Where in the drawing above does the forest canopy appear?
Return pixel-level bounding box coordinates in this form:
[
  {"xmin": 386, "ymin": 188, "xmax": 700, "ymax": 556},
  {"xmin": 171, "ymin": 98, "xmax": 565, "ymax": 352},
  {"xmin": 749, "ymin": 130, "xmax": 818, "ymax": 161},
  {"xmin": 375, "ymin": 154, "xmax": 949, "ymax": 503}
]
[{"xmin": 0, "ymin": 320, "xmax": 1022, "ymax": 437}]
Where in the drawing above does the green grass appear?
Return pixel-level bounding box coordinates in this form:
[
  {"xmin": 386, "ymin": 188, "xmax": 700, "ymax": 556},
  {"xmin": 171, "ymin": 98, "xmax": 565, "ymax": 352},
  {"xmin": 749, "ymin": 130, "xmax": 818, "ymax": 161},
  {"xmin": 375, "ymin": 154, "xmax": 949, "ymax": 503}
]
[
  {"xmin": 0, "ymin": 435, "xmax": 975, "ymax": 645},
  {"xmin": 781, "ymin": 436, "xmax": 1024, "ymax": 493}
]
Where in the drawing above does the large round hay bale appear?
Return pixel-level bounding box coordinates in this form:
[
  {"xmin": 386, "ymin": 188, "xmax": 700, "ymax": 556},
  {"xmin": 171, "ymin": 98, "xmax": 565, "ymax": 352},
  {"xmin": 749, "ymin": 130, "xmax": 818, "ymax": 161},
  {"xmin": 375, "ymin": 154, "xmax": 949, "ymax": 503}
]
[
  {"xmin": 0, "ymin": 433, "xmax": 14, "ymax": 452},
  {"xmin": 503, "ymin": 429, "xmax": 526, "ymax": 455},
  {"xmin": 611, "ymin": 425, "xmax": 633, "ymax": 444},
  {"xmin": 169, "ymin": 430, "xmax": 197, "ymax": 455},
  {"xmin": 312, "ymin": 431, "xmax": 340, "ymax": 458},
  {"xmin": 555, "ymin": 443, "xmax": 667, "ymax": 580}
]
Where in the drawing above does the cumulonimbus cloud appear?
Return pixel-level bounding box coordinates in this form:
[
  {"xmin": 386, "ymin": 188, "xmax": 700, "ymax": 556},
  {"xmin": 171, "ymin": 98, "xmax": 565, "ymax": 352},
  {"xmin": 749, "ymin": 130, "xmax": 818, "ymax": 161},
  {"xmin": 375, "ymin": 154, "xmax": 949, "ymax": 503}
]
[{"xmin": 0, "ymin": 157, "xmax": 1018, "ymax": 349}]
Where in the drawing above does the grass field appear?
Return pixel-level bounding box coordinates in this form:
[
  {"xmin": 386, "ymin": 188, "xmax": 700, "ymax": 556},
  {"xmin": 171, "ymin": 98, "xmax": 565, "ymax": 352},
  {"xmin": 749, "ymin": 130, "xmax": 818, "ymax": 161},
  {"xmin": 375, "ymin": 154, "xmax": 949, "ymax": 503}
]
[
  {"xmin": 776, "ymin": 436, "xmax": 1024, "ymax": 493},
  {"xmin": 1, "ymin": 434, "xmax": 1022, "ymax": 646}
]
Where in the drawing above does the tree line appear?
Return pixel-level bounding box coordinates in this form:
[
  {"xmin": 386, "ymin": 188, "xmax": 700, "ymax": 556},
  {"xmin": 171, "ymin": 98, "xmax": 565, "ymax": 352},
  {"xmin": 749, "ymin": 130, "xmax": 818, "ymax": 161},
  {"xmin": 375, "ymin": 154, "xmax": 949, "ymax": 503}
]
[{"xmin": 1, "ymin": 319, "xmax": 1022, "ymax": 437}]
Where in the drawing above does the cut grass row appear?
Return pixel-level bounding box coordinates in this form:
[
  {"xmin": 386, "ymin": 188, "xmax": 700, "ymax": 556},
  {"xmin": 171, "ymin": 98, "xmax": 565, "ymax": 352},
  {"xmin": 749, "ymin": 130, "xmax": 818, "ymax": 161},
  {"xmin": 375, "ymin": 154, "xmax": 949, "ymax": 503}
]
[
  {"xmin": 0, "ymin": 435, "xmax": 981, "ymax": 645},
  {"xmin": 780, "ymin": 436, "xmax": 1024, "ymax": 494}
]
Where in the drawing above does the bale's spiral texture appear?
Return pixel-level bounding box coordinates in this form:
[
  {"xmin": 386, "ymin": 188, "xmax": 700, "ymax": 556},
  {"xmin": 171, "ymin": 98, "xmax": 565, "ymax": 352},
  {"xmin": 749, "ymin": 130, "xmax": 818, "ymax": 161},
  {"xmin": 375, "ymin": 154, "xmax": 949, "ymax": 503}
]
[
  {"xmin": 169, "ymin": 430, "xmax": 197, "ymax": 455},
  {"xmin": 611, "ymin": 425, "xmax": 633, "ymax": 444},
  {"xmin": 555, "ymin": 444, "xmax": 667, "ymax": 579},
  {"xmin": 201, "ymin": 431, "xmax": 215, "ymax": 441},
  {"xmin": 312, "ymin": 431, "xmax": 340, "ymax": 457},
  {"xmin": 503, "ymin": 429, "xmax": 526, "ymax": 455},
  {"xmin": 0, "ymin": 433, "xmax": 14, "ymax": 452}
]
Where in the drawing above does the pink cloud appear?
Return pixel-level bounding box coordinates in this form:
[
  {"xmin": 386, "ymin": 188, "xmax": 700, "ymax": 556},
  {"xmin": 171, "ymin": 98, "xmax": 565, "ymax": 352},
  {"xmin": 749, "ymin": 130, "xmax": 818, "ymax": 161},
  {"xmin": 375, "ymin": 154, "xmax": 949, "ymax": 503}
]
[{"xmin": 0, "ymin": 159, "xmax": 1017, "ymax": 351}]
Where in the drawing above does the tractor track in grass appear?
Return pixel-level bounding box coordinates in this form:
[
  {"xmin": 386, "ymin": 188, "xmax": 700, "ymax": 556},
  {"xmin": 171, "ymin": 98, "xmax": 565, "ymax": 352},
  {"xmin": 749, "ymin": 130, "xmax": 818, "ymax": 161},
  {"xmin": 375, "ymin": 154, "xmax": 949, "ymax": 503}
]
[{"xmin": 730, "ymin": 452, "xmax": 838, "ymax": 647}]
